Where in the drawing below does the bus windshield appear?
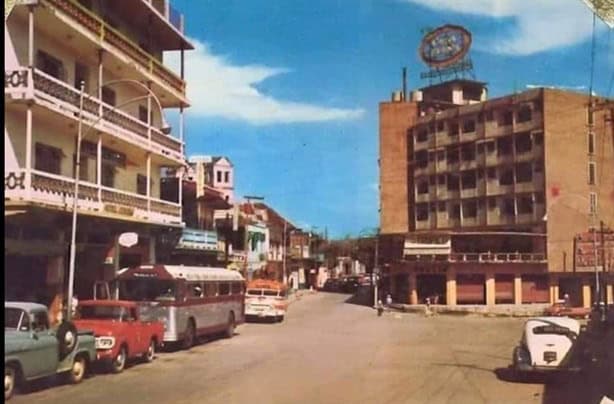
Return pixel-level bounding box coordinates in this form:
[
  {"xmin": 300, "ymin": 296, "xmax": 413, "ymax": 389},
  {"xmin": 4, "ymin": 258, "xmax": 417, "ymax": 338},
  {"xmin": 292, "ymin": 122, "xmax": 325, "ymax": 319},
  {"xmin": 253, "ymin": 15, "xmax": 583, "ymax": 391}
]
[{"xmin": 119, "ymin": 279, "xmax": 178, "ymax": 302}]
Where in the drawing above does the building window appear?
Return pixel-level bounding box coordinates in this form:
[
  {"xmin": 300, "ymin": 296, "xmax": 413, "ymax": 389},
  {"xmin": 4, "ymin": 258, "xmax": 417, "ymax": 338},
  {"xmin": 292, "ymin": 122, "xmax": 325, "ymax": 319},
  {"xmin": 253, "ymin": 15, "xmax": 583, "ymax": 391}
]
[
  {"xmin": 461, "ymin": 170, "xmax": 476, "ymax": 189},
  {"xmin": 461, "ymin": 144, "xmax": 475, "ymax": 161},
  {"xmin": 437, "ymin": 121, "xmax": 444, "ymax": 132},
  {"xmin": 437, "ymin": 150, "xmax": 445, "ymax": 161},
  {"xmin": 36, "ymin": 50, "xmax": 65, "ymax": 81},
  {"xmin": 463, "ymin": 200, "xmax": 477, "ymax": 218},
  {"xmin": 533, "ymin": 132, "xmax": 544, "ymax": 146},
  {"xmin": 448, "ymin": 122, "xmax": 459, "ymax": 137},
  {"xmin": 415, "ymin": 150, "xmax": 428, "ymax": 168},
  {"xmin": 446, "ymin": 147, "xmax": 459, "ymax": 164},
  {"xmin": 588, "ymin": 132, "xmax": 595, "ymax": 154},
  {"xmin": 534, "ymin": 160, "xmax": 544, "ymax": 173},
  {"xmin": 517, "ymin": 195, "xmax": 533, "ymax": 214},
  {"xmin": 477, "ymin": 169, "xmax": 484, "ymax": 180},
  {"xmin": 488, "ymin": 197, "xmax": 497, "ymax": 210},
  {"xmin": 449, "ymin": 204, "xmax": 461, "ymax": 219},
  {"xmin": 438, "ymin": 174, "xmax": 446, "ymax": 184},
  {"xmin": 535, "ymin": 193, "xmax": 544, "ymax": 204},
  {"xmin": 588, "ymin": 162, "xmax": 596, "ymax": 185},
  {"xmin": 74, "ymin": 62, "xmax": 88, "ymax": 91},
  {"xmin": 137, "ymin": 174, "xmax": 147, "ymax": 195},
  {"xmin": 102, "ymin": 87, "xmax": 116, "ymax": 106},
  {"xmin": 216, "ymin": 170, "xmax": 222, "ymax": 183},
  {"xmin": 497, "ymin": 136, "xmax": 513, "ymax": 156},
  {"xmin": 224, "ymin": 171, "xmax": 230, "ymax": 183},
  {"xmin": 502, "ymin": 198, "xmax": 515, "ymax": 216},
  {"xmin": 102, "ymin": 163, "xmax": 116, "ymax": 187},
  {"xmin": 447, "ymin": 174, "xmax": 460, "ymax": 191},
  {"xmin": 499, "ymin": 167, "xmax": 514, "ymax": 185},
  {"xmin": 462, "ymin": 120, "xmax": 476, "ymax": 133},
  {"xmin": 515, "ymin": 132, "xmax": 532, "ymax": 154},
  {"xmin": 517, "ymin": 106, "xmax": 532, "ymax": 123},
  {"xmin": 416, "ymin": 127, "xmax": 428, "ymax": 142},
  {"xmin": 428, "ymin": 151, "xmax": 437, "ymax": 162},
  {"xmin": 438, "ymin": 201, "xmax": 446, "ymax": 212},
  {"xmin": 487, "ymin": 167, "xmax": 497, "ymax": 180},
  {"xmin": 417, "ymin": 181, "xmax": 429, "ymax": 194},
  {"xmin": 485, "ymin": 110, "xmax": 494, "ymax": 121},
  {"xmin": 416, "ymin": 203, "xmax": 429, "ymax": 221},
  {"xmin": 477, "ymin": 143, "xmax": 485, "ymax": 154},
  {"xmin": 500, "ymin": 111, "xmax": 513, "ymax": 126},
  {"xmin": 589, "ymin": 192, "xmax": 597, "ymax": 214},
  {"xmin": 486, "ymin": 141, "xmax": 495, "ymax": 153},
  {"xmin": 35, "ymin": 143, "xmax": 62, "ymax": 174},
  {"xmin": 515, "ymin": 162, "xmax": 533, "ymax": 183},
  {"xmin": 428, "ymin": 175, "xmax": 436, "ymax": 185},
  {"xmin": 73, "ymin": 154, "xmax": 89, "ymax": 181}
]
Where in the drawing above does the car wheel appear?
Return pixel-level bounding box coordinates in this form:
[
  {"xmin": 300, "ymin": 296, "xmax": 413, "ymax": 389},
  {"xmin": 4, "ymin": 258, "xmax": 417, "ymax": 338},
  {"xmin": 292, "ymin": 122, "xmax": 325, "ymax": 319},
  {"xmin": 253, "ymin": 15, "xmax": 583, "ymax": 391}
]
[
  {"xmin": 144, "ymin": 340, "xmax": 155, "ymax": 363},
  {"xmin": 110, "ymin": 347, "xmax": 127, "ymax": 374},
  {"xmin": 56, "ymin": 321, "xmax": 78, "ymax": 358},
  {"xmin": 225, "ymin": 313, "xmax": 235, "ymax": 338},
  {"xmin": 5, "ymin": 365, "xmax": 16, "ymax": 401},
  {"xmin": 67, "ymin": 356, "xmax": 87, "ymax": 384},
  {"xmin": 182, "ymin": 321, "xmax": 195, "ymax": 350},
  {"xmin": 278, "ymin": 315, "xmax": 285, "ymax": 323}
]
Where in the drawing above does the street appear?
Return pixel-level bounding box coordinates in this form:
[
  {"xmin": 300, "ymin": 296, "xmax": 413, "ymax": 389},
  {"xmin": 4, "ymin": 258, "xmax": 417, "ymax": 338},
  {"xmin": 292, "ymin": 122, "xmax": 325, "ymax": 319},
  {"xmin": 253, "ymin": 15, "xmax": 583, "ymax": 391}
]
[{"xmin": 11, "ymin": 292, "xmax": 612, "ymax": 404}]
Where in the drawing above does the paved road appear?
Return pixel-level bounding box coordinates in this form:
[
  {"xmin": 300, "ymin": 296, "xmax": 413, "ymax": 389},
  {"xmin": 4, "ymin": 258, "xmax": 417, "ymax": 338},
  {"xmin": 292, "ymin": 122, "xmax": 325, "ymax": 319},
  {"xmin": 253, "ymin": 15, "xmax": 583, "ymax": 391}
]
[{"xmin": 11, "ymin": 292, "xmax": 612, "ymax": 404}]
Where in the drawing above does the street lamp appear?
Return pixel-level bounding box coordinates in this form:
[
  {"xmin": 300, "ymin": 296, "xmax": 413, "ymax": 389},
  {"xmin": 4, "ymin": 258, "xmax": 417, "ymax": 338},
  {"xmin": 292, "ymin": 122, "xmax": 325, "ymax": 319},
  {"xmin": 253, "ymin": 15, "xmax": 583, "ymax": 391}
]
[{"xmin": 66, "ymin": 79, "xmax": 170, "ymax": 321}]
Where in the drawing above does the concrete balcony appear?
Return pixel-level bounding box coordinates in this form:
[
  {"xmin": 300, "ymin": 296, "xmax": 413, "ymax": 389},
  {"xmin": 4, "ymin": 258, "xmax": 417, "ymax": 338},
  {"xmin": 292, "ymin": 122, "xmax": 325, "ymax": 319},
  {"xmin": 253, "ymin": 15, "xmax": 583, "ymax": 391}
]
[
  {"xmin": 42, "ymin": 0, "xmax": 187, "ymax": 102},
  {"xmin": 461, "ymin": 217, "xmax": 479, "ymax": 227},
  {"xmin": 514, "ymin": 112, "xmax": 543, "ymax": 133},
  {"xmin": 5, "ymin": 68, "xmax": 183, "ymax": 163},
  {"xmin": 436, "ymin": 186, "xmax": 448, "ymax": 200},
  {"xmin": 459, "ymin": 159, "xmax": 477, "ymax": 171},
  {"xmin": 449, "ymin": 252, "xmax": 546, "ymax": 264},
  {"xmin": 514, "ymin": 181, "xmax": 539, "ymax": 194},
  {"xmin": 460, "ymin": 187, "xmax": 479, "ymax": 199},
  {"xmin": 4, "ymin": 169, "xmax": 182, "ymax": 226},
  {"xmin": 415, "ymin": 192, "xmax": 431, "ymax": 203}
]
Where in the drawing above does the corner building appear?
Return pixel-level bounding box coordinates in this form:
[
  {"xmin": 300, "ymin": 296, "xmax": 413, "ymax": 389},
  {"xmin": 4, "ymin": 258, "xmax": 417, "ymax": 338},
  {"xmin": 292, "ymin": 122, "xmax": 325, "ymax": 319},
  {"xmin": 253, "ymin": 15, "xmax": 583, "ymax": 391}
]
[
  {"xmin": 4, "ymin": 0, "xmax": 192, "ymax": 309},
  {"xmin": 379, "ymin": 80, "xmax": 614, "ymax": 307}
]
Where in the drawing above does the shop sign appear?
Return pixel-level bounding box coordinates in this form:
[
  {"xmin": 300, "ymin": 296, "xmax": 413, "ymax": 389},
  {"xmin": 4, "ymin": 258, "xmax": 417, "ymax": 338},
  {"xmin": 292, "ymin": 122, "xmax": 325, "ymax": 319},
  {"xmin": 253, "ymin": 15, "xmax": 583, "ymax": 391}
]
[
  {"xmin": 118, "ymin": 232, "xmax": 139, "ymax": 248},
  {"xmin": 104, "ymin": 204, "xmax": 135, "ymax": 216},
  {"xmin": 176, "ymin": 228, "xmax": 218, "ymax": 251}
]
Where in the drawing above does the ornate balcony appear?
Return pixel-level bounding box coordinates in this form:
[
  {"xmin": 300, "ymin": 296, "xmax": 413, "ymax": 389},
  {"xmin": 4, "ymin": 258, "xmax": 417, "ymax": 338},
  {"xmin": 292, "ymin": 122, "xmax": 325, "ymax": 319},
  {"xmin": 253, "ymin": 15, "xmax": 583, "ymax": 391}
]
[
  {"xmin": 5, "ymin": 169, "xmax": 182, "ymax": 226},
  {"xmin": 42, "ymin": 0, "xmax": 186, "ymax": 97},
  {"xmin": 5, "ymin": 68, "xmax": 183, "ymax": 162}
]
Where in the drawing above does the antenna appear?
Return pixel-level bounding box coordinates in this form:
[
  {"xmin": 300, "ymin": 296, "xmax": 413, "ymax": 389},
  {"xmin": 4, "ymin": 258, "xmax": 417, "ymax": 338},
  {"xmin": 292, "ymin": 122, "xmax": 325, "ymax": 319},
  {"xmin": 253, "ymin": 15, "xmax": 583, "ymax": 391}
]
[{"xmin": 402, "ymin": 67, "xmax": 408, "ymax": 101}]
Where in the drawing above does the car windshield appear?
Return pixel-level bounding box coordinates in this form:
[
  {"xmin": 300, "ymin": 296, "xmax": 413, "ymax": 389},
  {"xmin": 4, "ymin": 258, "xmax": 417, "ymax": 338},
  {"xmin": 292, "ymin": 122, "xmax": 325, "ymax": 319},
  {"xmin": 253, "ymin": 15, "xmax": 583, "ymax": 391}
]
[
  {"xmin": 5, "ymin": 308, "xmax": 26, "ymax": 330},
  {"xmin": 78, "ymin": 305, "xmax": 125, "ymax": 320},
  {"xmin": 533, "ymin": 325, "xmax": 573, "ymax": 336}
]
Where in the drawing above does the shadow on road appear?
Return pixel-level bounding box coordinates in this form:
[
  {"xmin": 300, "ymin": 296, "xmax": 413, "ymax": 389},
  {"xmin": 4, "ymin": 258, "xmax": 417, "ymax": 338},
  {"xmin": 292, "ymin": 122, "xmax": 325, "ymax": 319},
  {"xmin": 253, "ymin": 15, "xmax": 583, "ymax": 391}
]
[{"xmin": 343, "ymin": 287, "xmax": 373, "ymax": 307}]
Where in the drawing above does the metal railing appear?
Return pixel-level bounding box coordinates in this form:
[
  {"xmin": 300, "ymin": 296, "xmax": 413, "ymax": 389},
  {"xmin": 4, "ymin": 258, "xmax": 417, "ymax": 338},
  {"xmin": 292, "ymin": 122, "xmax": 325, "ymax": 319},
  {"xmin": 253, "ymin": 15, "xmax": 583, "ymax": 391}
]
[{"xmin": 43, "ymin": 0, "xmax": 186, "ymax": 95}]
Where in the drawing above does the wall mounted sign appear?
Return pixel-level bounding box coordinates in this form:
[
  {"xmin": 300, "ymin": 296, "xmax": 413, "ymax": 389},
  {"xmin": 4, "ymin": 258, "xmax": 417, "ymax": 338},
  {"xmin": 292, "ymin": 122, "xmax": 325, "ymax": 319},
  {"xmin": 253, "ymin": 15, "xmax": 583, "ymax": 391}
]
[{"xmin": 419, "ymin": 24, "xmax": 472, "ymax": 69}]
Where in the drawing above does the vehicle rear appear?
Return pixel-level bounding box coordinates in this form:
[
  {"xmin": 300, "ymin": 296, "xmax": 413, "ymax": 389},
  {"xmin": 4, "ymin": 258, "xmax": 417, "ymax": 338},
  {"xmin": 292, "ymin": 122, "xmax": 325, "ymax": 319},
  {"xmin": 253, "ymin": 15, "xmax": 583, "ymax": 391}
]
[{"xmin": 245, "ymin": 280, "xmax": 288, "ymax": 322}]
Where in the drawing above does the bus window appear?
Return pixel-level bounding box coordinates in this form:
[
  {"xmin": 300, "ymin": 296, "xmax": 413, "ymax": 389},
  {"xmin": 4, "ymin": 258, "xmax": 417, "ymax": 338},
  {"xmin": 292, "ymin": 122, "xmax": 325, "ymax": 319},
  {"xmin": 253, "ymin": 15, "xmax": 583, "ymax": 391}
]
[
  {"xmin": 246, "ymin": 288, "xmax": 262, "ymax": 296},
  {"xmin": 119, "ymin": 280, "xmax": 177, "ymax": 302},
  {"xmin": 205, "ymin": 282, "xmax": 217, "ymax": 297},
  {"xmin": 231, "ymin": 282, "xmax": 242, "ymax": 295},
  {"xmin": 188, "ymin": 282, "xmax": 203, "ymax": 299},
  {"xmin": 263, "ymin": 290, "xmax": 278, "ymax": 297},
  {"xmin": 219, "ymin": 282, "xmax": 230, "ymax": 296}
]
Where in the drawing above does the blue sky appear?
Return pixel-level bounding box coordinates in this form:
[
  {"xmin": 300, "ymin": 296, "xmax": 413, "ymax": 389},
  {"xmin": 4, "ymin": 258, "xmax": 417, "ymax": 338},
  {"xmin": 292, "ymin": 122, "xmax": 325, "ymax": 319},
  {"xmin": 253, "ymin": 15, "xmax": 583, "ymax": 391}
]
[{"xmin": 166, "ymin": 0, "xmax": 613, "ymax": 239}]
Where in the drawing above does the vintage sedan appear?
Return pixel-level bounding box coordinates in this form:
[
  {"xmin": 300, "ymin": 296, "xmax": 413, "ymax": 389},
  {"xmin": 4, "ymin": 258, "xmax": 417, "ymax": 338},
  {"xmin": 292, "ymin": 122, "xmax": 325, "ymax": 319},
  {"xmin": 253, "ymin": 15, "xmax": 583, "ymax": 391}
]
[
  {"xmin": 74, "ymin": 300, "xmax": 164, "ymax": 373},
  {"xmin": 511, "ymin": 317, "xmax": 587, "ymax": 378},
  {"xmin": 4, "ymin": 302, "xmax": 96, "ymax": 400}
]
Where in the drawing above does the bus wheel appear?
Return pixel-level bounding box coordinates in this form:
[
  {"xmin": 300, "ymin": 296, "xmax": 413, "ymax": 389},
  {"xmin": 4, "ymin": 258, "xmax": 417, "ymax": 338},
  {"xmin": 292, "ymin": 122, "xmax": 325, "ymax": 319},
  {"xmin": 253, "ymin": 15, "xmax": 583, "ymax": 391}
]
[
  {"xmin": 182, "ymin": 320, "xmax": 195, "ymax": 349},
  {"xmin": 225, "ymin": 313, "xmax": 235, "ymax": 338}
]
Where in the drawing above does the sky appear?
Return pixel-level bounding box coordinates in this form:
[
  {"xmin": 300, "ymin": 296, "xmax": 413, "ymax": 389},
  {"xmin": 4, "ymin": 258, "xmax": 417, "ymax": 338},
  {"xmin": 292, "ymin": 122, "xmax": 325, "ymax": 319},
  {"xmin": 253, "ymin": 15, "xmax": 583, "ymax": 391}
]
[{"xmin": 165, "ymin": 0, "xmax": 613, "ymax": 239}]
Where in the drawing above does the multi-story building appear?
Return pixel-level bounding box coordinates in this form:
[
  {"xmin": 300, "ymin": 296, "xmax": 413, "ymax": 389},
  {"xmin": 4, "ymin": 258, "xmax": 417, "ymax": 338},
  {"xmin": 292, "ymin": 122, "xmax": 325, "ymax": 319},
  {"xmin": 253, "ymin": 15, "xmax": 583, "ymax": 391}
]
[
  {"xmin": 379, "ymin": 79, "xmax": 614, "ymax": 307},
  {"xmin": 4, "ymin": 1, "xmax": 192, "ymax": 308},
  {"xmin": 187, "ymin": 155, "xmax": 234, "ymax": 203}
]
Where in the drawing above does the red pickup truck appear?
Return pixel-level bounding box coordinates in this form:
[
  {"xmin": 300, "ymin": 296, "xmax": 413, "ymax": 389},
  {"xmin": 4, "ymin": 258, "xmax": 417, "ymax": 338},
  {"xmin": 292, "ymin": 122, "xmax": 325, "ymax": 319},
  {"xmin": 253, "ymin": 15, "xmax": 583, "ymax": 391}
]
[{"xmin": 74, "ymin": 300, "xmax": 164, "ymax": 373}]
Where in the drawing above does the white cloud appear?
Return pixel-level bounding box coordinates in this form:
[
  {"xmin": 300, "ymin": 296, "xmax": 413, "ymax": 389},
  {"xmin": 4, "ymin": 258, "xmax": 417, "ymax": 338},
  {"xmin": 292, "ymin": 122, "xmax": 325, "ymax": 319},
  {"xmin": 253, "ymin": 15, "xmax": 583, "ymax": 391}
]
[
  {"xmin": 164, "ymin": 39, "xmax": 364, "ymax": 125},
  {"xmin": 404, "ymin": 0, "xmax": 598, "ymax": 55}
]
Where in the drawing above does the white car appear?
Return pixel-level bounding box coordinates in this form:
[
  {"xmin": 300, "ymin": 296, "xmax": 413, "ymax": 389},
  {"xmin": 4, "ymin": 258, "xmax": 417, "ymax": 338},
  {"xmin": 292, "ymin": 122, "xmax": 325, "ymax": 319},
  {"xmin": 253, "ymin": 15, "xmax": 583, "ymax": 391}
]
[{"xmin": 512, "ymin": 317, "xmax": 586, "ymax": 376}]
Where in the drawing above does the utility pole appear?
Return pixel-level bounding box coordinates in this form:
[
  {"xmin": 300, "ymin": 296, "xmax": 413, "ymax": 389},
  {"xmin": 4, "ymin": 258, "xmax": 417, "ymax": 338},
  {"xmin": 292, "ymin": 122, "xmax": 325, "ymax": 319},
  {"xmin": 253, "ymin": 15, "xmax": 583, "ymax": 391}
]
[
  {"xmin": 600, "ymin": 221, "xmax": 607, "ymax": 316},
  {"xmin": 282, "ymin": 220, "xmax": 287, "ymax": 285},
  {"xmin": 373, "ymin": 230, "xmax": 379, "ymax": 308}
]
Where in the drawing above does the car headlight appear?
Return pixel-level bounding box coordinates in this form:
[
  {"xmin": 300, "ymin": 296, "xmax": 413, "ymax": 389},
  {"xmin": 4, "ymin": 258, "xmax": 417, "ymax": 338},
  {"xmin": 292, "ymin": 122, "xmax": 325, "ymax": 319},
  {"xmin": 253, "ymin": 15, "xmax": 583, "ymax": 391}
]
[{"xmin": 95, "ymin": 336, "xmax": 115, "ymax": 350}]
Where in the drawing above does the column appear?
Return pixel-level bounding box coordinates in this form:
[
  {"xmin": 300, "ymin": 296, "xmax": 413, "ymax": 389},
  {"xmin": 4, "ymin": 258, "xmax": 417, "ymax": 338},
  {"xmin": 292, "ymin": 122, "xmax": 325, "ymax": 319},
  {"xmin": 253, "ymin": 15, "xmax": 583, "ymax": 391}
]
[
  {"xmin": 146, "ymin": 153, "xmax": 151, "ymax": 212},
  {"xmin": 409, "ymin": 272, "xmax": 418, "ymax": 305},
  {"xmin": 28, "ymin": 6, "xmax": 34, "ymax": 66},
  {"xmin": 96, "ymin": 133, "xmax": 102, "ymax": 201},
  {"xmin": 582, "ymin": 279, "xmax": 592, "ymax": 308},
  {"xmin": 446, "ymin": 267, "xmax": 457, "ymax": 306},
  {"xmin": 25, "ymin": 106, "xmax": 32, "ymax": 197},
  {"xmin": 549, "ymin": 275, "xmax": 559, "ymax": 304},
  {"xmin": 486, "ymin": 270, "xmax": 495, "ymax": 306},
  {"xmin": 514, "ymin": 274, "xmax": 522, "ymax": 305}
]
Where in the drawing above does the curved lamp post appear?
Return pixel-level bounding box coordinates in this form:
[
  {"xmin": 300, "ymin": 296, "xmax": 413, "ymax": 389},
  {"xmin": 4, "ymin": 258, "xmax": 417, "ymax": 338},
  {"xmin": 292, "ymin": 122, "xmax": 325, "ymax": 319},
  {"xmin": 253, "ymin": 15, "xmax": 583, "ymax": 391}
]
[
  {"xmin": 543, "ymin": 193, "xmax": 601, "ymax": 305},
  {"xmin": 66, "ymin": 79, "xmax": 170, "ymax": 321}
]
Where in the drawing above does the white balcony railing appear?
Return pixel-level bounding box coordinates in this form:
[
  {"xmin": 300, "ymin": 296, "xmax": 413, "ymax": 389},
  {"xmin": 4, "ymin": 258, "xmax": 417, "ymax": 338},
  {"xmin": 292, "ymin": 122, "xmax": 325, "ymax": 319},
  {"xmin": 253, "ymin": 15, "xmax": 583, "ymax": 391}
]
[
  {"xmin": 5, "ymin": 68, "xmax": 183, "ymax": 162},
  {"xmin": 5, "ymin": 169, "xmax": 182, "ymax": 226}
]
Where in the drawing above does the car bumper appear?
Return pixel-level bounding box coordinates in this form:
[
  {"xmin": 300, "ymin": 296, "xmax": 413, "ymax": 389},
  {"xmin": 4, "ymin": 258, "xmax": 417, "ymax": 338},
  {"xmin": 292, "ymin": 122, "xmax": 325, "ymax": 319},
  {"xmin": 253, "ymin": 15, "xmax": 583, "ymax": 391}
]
[{"xmin": 96, "ymin": 349, "xmax": 116, "ymax": 361}]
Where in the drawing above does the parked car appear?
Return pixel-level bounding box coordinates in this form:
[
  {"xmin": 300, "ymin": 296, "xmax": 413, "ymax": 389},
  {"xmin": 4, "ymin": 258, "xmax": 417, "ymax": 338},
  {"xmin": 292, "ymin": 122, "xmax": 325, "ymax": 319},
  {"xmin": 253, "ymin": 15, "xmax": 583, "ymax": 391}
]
[
  {"xmin": 511, "ymin": 317, "xmax": 588, "ymax": 378},
  {"xmin": 322, "ymin": 279, "xmax": 340, "ymax": 292},
  {"xmin": 4, "ymin": 302, "xmax": 96, "ymax": 401},
  {"xmin": 543, "ymin": 302, "xmax": 591, "ymax": 319},
  {"xmin": 74, "ymin": 300, "xmax": 164, "ymax": 373},
  {"xmin": 341, "ymin": 277, "xmax": 361, "ymax": 293}
]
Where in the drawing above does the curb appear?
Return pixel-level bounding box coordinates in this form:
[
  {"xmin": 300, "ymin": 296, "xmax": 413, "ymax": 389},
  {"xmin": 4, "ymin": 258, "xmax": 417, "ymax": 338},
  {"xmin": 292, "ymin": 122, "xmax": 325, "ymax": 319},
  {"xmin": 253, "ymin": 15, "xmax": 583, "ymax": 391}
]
[{"xmin": 388, "ymin": 303, "xmax": 551, "ymax": 318}]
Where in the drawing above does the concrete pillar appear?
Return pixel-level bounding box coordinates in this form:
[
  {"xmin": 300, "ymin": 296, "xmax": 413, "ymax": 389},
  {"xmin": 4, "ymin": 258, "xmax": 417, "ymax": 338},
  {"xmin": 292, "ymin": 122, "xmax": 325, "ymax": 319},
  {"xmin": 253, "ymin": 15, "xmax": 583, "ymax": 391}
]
[
  {"xmin": 409, "ymin": 272, "xmax": 418, "ymax": 305},
  {"xmin": 607, "ymin": 284, "xmax": 613, "ymax": 305},
  {"xmin": 582, "ymin": 281, "xmax": 592, "ymax": 308},
  {"xmin": 486, "ymin": 270, "xmax": 495, "ymax": 306},
  {"xmin": 446, "ymin": 267, "xmax": 457, "ymax": 306},
  {"xmin": 514, "ymin": 274, "xmax": 522, "ymax": 305},
  {"xmin": 549, "ymin": 276, "xmax": 559, "ymax": 304}
]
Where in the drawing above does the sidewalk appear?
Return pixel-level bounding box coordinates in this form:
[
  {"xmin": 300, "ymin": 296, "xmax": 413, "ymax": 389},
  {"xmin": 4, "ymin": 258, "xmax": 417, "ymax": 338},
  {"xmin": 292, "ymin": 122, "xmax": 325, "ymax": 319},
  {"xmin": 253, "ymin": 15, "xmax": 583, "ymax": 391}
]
[
  {"xmin": 389, "ymin": 303, "xmax": 551, "ymax": 318},
  {"xmin": 287, "ymin": 288, "xmax": 317, "ymax": 304}
]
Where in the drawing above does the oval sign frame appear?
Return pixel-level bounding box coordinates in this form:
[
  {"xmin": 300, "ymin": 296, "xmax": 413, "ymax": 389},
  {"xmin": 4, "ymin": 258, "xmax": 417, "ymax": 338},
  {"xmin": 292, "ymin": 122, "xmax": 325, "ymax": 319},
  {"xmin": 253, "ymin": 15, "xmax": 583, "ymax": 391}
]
[
  {"xmin": 419, "ymin": 24, "xmax": 472, "ymax": 69},
  {"xmin": 118, "ymin": 232, "xmax": 139, "ymax": 248}
]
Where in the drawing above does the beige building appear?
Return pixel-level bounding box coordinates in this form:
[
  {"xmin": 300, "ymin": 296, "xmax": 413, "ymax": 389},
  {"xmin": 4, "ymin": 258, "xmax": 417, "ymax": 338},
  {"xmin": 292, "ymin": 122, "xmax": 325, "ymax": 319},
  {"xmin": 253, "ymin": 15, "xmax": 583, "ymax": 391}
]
[
  {"xmin": 4, "ymin": 0, "xmax": 192, "ymax": 308},
  {"xmin": 379, "ymin": 79, "xmax": 614, "ymax": 307}
]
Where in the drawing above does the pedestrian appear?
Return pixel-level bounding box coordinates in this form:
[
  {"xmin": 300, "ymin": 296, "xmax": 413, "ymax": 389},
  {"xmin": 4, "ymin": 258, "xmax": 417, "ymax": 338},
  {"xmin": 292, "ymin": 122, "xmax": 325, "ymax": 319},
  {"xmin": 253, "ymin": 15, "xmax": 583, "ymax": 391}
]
[
  {"xmin": 386, "ymin": 293, "xmax": 392, "ymax": 307},
  {"xmin": 563, "ymin": 293, "xmax": 570, "ymax": 307},
  {"xmin": 71, "ymin": 294, "xmax": 79, "ymax": 317},
  {"xmin": 377, "ymin": 299, "xmax": 384, "ymax": 317}
]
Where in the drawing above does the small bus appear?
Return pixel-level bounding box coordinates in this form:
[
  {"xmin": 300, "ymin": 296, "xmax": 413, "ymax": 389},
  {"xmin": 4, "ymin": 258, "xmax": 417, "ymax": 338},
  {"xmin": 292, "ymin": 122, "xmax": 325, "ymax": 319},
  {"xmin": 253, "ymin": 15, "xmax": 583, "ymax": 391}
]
[
  {"xmin": 113, "ymin": 265, "xmax": 245, "ymax": 349},
  {"xmin": 245, "ymin": 279, "xmax": 289, "ymax": 322}
]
